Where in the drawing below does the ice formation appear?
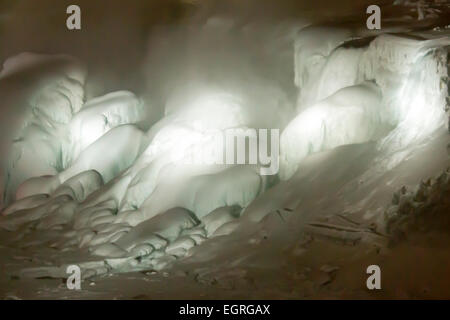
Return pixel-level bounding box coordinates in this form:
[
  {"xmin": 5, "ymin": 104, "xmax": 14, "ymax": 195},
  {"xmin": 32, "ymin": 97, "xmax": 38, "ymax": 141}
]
[
  {"xmin": 0, "ymin": 22, "xmax": 448, "ymax": 279},
  {"xmin": 0, "ymin": 53, "xmax": 86, "ymax": 206},
  {"xmin": 281, "ymin": 31, "xmax": 450, "ymax": 179}
]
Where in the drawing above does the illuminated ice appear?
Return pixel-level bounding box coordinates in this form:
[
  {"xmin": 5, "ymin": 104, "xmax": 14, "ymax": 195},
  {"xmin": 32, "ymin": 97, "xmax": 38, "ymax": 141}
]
[{"xmin": 0, "ymin": 26, "xmax": 448, "ymax": 278}]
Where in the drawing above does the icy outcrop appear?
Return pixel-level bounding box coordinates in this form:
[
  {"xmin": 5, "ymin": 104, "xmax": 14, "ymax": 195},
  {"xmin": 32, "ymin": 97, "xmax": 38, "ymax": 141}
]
[
  {"xmin": 0, "ymin": 54, "xmax": 148, "ymax": 208},
  {"xmin": 367, "ymin": 36, "xmax": 450, "ymax": 149},
  {"xmin": 1, "ymin": 194, "xmax": 50, "ymax": 216},
  {"xmin": 91, "ymin": 88, "xmax": 282, "ymax": 227},
  {"xmin": 51, "ymin": 170, "xmax": 104, "ymax": 202},
  {"xmin": 281, "ymin": 31, "xmax": 450, "ymax": 179},
  {"xmin": 115, "ymin": 207, "xmax": 198, "ymax": 249},
  {"xmin": 0, "ymin": 194, "xmax": 73, "ymax": 231},
  {"xmin": 280, "ymin": 82, "xmax": 392, "ymax": 179},
  {"xmin": 294, "ymin": 27, "xmax": 355, "ymax": 110},
  {"xmin": 201, "ymin": 205, "xmax": 241, "ymax": 236},
  {"xmin": 0, "ymin": 53, "xmax": 86, "ymax": 206},
  {"xmin": 59, "ymin": 124, "xmax": 147, "ymax": 184},
  {"xmin": 68, "ymin": 91, "xmax": 145, "ymax": 162},
  {"xmin": 15, "ymin": 176, "xmax": 60, "ymax": 201}
]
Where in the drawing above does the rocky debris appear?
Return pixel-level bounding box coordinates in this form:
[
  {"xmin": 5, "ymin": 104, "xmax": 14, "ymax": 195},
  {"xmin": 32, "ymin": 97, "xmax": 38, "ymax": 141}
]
[{"xmin": 385, "ymin": 168, "xmax": 450, "ymax": 241}]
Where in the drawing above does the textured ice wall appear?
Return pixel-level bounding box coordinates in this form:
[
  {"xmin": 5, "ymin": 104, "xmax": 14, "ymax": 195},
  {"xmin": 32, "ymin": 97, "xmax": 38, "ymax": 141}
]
[
  {"xmin": 280, "ymin": 30, "xmax": 450, "ymax": 179},
  {"xmin": 364, "ymin": 35, "xmax": 450, "ymax": 149},
  {"xmin": 0, "ymin": 53, "xmax": 86, "ymax": 206},
  {"xmin": 280, "ymin": 82, "xmax": 392, "ymax": 179},
  {"xmin": 294, "ymin": 27, "xmax": 355, "ymax": 110},
  {"xmin": 67, "ymin": 91, "xmax": 146, "ymax": 164}
]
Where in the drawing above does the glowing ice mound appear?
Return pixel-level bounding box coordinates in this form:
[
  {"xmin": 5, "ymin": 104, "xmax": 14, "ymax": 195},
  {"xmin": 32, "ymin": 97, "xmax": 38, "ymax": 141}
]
[
  {"xmin": 60, "ymin": 124, "xmax": 147, "ymax": 184},
  {"xmin": 93, "ymin": 89, "xmax": 283, "ymax": 227},
  {"xmin": 283, "ymin": 31, "xmax": 450, "ymax": 179},
  {"xmin": 360, "ymin": 35, "xmax": 450, "ymax": 149},
  {"xmin": 280, "ymin": 82, "xmax": 392, "ymax": 180},
  {"xmin": 68, "ymin": 91, "xmax": 145, "ymax": 161}
]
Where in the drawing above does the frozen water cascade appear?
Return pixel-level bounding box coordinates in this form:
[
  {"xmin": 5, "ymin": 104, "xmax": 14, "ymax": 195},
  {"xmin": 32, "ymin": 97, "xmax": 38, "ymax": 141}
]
[
  {"xmin": 0, "ymin": 14, "xmax": 449, "ymax": 295},
  {"xmin": 281, "ymin": 32, "xmax": 450, "ymax": 180}
]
